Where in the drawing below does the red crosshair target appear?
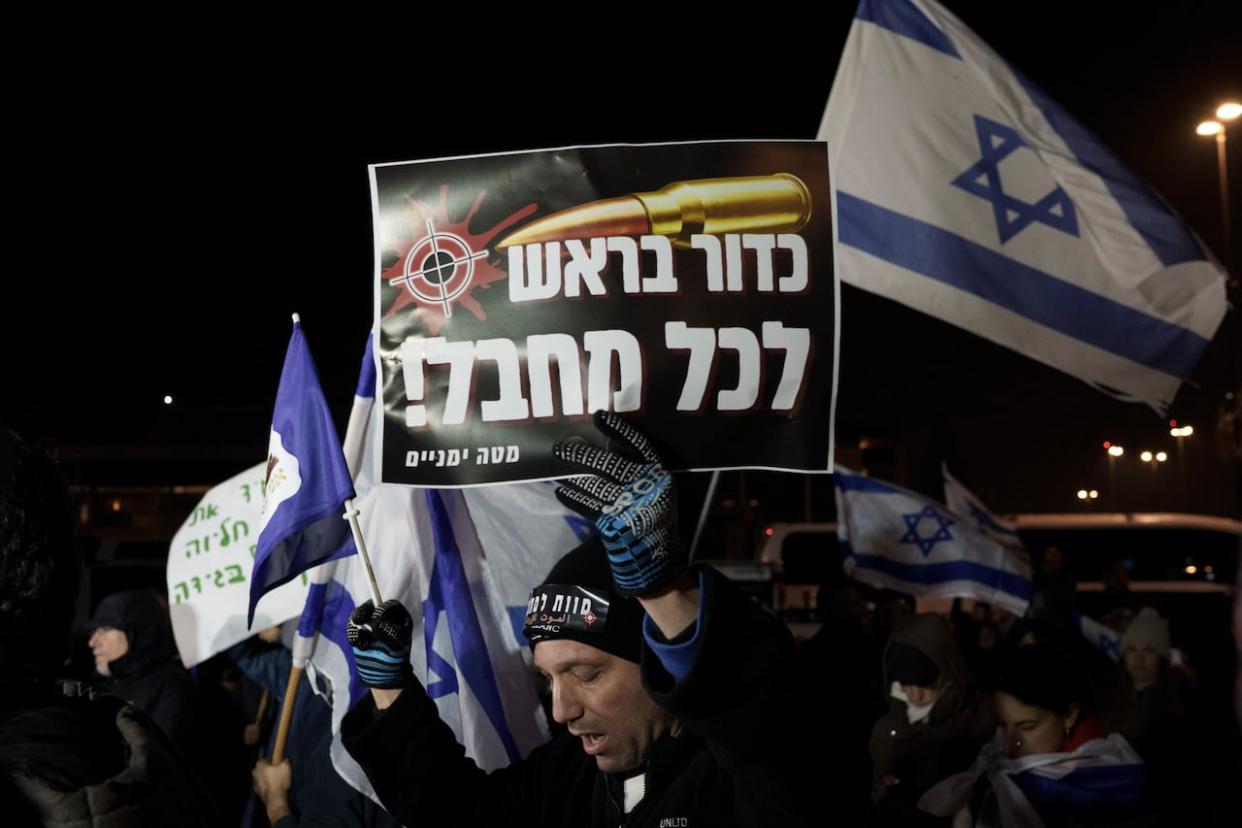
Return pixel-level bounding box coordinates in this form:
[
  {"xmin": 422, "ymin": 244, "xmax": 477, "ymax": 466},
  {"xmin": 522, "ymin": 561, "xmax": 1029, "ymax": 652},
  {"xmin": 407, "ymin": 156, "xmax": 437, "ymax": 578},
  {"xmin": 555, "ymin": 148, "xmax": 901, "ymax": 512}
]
[{"xmin": 388, "ymin": 218, "xmax": 489, "ymax": 317}]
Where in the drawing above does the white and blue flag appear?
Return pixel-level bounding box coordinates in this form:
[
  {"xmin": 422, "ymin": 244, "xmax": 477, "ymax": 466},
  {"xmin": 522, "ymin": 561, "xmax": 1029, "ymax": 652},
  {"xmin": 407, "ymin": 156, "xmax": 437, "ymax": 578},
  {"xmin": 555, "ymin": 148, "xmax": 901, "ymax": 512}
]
[
  {"xmin": 301, "ymin": 334, "xmax": 589, "ymax": 799},
  {"xmin": 942, "ymin": 463, "xmax": 1024, "ymax": 550},
  {"xmin": 921, "ymin": 731, "xmax": 1145, "ymax": 825},
  {"xmin": 820, "ymin": 0, "xmax": 1227, "ymax": 412},
  {"xmin": 250, "ymin": 318, "xmax": 356, "ymax": 627},
  {"xmin": 1073, "ymin": 610, "xmax": 1122, "ymax": 663},
  {"xmin": 835, "ymin": 467, "xmax": 1032, "ymax": 614}
]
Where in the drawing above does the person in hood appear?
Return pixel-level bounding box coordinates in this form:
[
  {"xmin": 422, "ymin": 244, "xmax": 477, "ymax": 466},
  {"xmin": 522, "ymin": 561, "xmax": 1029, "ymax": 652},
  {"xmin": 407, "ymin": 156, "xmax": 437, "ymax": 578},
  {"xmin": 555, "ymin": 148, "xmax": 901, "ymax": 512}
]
[
  {"xmin": 869, "ymin": 612, "xmax": 994, "ymax": 825},
  {"xmin": 88, "ymin": 588, "xmax": 199, "ymax": 750},
  {"xmin": 0, "ymin": 429, "xmax": 218, "ymax": 826}
]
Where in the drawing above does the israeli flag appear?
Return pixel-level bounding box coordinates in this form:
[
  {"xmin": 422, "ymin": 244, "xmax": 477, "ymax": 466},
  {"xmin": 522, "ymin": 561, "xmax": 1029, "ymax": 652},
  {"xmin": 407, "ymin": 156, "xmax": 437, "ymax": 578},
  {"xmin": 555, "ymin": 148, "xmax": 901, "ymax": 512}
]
[
  {"xmin": 820, "ymin": 0, "xmax": 1227, "ymax": 412},
  {"xmin": 835, "ymin": 467, "xmax": 1032, "ymax": 614},
  {"xmin": 942, "ymin": 463, "xmax": 1024, "ymax": 550},
  {"xmin": 1073, "ymin": 611, "xmax": 1122, "ymax": 663},
  {"xmin": 302, "ymin": 335, "xmax": 588, "ymax": 800},
  {"xmin": 250, "ymin": 318, "xmax": 356, "ymax": 627},
  {"xmin": 922, "ymin": 731, "xmax": 1144, "ymax": 825}
]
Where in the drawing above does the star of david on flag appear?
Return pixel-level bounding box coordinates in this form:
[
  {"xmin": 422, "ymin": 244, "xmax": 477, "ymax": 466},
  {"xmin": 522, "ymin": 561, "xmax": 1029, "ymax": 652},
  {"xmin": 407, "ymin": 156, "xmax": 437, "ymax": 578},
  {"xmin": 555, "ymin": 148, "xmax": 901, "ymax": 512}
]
[
  {"xmin": 820, "ymin": 0, "xmax": 1227, "ymax": 412},
  {"xmin": 834, "ymin": 467, "xmax": 1032, "ymax": 614},
  {"xmin": 900, "ymin": 505, "xmax": 955, "ymax": 557},
  {"xmin": 950, "ymin": 115, "xmax": 1079, "ymax": 244}
]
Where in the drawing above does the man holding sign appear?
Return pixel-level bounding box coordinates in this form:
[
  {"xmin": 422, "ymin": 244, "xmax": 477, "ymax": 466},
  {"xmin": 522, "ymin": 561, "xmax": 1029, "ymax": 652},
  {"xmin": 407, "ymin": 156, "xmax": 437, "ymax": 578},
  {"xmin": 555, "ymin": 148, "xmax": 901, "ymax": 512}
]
[{"xmin": 341, "ymin": 413, "xmax": 822, "ymax": 826}]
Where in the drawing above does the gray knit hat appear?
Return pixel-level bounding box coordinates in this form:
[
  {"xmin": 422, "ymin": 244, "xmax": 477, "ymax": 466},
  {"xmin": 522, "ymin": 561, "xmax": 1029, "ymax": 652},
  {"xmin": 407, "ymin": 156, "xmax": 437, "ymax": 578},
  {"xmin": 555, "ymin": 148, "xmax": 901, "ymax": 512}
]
[{"xmin": 1120, "ymin": 607, "xmax": 1170, "ymax": 658}]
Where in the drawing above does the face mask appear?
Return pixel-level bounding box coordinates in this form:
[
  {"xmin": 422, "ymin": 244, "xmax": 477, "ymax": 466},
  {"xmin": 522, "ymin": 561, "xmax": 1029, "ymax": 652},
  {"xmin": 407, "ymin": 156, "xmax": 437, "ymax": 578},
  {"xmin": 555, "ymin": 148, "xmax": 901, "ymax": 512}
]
[{"xmin": 890, "ymin": 681, "xmax": 934, "ymax": 724}]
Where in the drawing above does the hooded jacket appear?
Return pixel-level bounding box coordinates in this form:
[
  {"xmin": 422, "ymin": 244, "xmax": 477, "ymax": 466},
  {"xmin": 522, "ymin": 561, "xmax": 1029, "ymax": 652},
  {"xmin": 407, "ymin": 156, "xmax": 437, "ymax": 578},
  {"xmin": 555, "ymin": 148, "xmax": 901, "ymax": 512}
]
[
  {"xmin": 870, "ymin": 614, "xmax": 994, "ymax": 818},
  {"xmin": 89, "ymin": 590, "xmax": 197, "ymax": 750}
]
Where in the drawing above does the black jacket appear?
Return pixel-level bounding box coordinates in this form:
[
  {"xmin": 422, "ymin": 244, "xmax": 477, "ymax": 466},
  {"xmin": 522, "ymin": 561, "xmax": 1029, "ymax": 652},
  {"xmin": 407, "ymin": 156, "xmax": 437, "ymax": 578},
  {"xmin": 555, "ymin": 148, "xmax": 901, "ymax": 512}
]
[
  {"xmin": 90, "ymin": 590, "xmax": 198, "ymax": 749},
  {"xmin": 342, "ymin": 567, "xmax": 821, "ymax": 827},
  {"xmin": 0, "ymin": 680, "xmax": 219, "ymax": 827}
]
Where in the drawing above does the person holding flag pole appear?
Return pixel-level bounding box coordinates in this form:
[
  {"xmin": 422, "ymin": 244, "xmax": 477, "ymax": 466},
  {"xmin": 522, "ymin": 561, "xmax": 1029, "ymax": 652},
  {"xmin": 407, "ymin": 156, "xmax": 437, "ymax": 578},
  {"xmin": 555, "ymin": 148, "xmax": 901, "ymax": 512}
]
[
  {"xmin": 247, "ymin": 315, "xmax": 388, "ymax": 777},
  {"xmin": 339, "ymin": 412, "xmax": 828, "ymax": 826}
]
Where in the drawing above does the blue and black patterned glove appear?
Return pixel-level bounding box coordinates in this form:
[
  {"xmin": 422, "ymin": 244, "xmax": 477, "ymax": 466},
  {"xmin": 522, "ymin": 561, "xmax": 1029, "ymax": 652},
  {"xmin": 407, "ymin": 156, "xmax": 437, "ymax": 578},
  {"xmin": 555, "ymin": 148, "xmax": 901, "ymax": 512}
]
[
  {"xmin": 553, "ymin": 411, "xmax": 687, "ymax": 598},
  {"xmin": 346, "ymin": 599, "xmax": 414, "ymax": 689}
]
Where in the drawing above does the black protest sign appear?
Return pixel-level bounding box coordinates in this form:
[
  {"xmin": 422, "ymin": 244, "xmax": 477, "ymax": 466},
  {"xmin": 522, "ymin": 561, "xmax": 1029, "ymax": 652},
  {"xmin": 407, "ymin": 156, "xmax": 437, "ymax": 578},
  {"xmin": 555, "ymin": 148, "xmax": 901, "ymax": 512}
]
[{"xmin": 372, "ymin": 141, "xmax": 836, "ymax": 486}]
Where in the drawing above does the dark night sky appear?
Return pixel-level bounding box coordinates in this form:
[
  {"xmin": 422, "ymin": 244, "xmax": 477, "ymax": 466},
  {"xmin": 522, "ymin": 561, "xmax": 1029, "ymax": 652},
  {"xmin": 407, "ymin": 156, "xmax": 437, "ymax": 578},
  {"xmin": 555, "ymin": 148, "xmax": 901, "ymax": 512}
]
[{"xmin": 4, "ymin": 2, "xmax": 1240, "ymax": 517}]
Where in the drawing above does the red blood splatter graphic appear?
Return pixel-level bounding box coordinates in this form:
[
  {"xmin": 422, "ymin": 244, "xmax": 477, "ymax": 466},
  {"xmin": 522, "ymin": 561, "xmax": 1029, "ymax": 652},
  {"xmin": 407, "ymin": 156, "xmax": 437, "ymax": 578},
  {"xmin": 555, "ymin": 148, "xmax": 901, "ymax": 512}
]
[{"xmin": 381, "ymin": 186, "xmax": 536, "ymax": 335}]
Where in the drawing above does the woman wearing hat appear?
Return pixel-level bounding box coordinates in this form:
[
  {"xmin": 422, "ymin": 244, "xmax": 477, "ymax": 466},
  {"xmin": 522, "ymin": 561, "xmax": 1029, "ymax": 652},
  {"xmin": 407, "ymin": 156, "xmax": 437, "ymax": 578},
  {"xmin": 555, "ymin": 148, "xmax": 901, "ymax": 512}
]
[{"xmin": 1105, "ymin": 607, "xmax": 1203, "ymax": 817}]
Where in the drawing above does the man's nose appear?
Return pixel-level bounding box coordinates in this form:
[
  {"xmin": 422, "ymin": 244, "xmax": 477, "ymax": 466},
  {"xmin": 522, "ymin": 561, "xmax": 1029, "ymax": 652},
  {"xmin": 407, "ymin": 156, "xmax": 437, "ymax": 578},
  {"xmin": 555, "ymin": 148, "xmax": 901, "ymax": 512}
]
[{"xmin": 550, "ymin": 680, "xmax": 583, "ymax": 724}]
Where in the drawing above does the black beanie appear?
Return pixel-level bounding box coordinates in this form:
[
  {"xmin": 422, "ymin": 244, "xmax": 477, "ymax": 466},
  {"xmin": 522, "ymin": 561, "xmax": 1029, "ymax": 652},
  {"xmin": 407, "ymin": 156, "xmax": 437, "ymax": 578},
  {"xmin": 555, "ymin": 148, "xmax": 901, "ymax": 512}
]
[
  {"xmin": 523, "ymin": 537, "xmax": 644, "ymax": 664},
  {"xmin": 887, "ymin": 641, "xmax": 941, "ymax": 688}
]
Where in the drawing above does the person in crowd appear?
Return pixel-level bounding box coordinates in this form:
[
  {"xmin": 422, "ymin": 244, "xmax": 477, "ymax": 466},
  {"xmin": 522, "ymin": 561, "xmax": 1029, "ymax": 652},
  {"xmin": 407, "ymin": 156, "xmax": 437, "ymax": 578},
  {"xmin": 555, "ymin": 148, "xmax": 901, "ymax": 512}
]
[
  {"xmin": 236, "ymin": 626, "xmax": 401, "ymax": 828},
  {"xmin": 794, "ymin": 583, "xmax": 885, "ymax": 823},
  {"xmin": 192, "ymin": 651, "xmax": 257, "ymax": 827},
  {"xmin": 1099, "ymin": 562, "xmax": 1137, "ymax": 634},
  {"xmin": 869, "ymin": 612, "xmax": 994, "ymax": 825},
  {"xmin": 340, "ymin": 412, "xmax": 824, "ymax": 825},
  {"xmin": 0, "ymin": 428, "xmax": 218, "ymax": 825},
  {"xmin": 1104, "ymin": 607, "xmax": 1201, "ymax": 815},
  {"xmin": 1032, "ymin": 546, "xmax": 1076, "ymax": 618},
  {"xmin": 921, "ymin": 644, "xmax": 1145, "ymax": 826},
  {"xmin": 88, "ymin": 588, "xmax": 199, "ymax": 750}
]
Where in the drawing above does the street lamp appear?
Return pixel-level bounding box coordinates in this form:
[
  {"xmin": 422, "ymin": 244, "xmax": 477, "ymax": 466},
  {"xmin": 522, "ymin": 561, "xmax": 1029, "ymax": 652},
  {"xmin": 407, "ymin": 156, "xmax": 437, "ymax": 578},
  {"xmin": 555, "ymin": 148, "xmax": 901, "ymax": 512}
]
[
  {"xmin": 1155, "ymin": 451, "xmax": 1168, "ymax": 462},
  {"xmin": 1140, "ymin": 450, "xmax": 1154, "ymax": 462},
  {"xmin": 1104, "ymin": 442, "xmax": 1124, "ymax": 507},
  {"xmin": 1076, "ymin": 489, "xmax": 1088, "ymax": 500},
  {"xmin": 1169, "ymin": 422, "xmax": 1194, "ymax": 507},
  {"xmin": 1197, "ymin": 101, "xmax": 1239, "ymax": 272}
]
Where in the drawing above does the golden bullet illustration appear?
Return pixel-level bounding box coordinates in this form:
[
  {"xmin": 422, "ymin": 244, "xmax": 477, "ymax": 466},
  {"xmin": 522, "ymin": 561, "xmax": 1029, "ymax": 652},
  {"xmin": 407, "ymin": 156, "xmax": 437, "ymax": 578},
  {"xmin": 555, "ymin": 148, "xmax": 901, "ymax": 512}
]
[{"xmin": 495, "ymin": 173, "xmax": 812, "ymax": 249}]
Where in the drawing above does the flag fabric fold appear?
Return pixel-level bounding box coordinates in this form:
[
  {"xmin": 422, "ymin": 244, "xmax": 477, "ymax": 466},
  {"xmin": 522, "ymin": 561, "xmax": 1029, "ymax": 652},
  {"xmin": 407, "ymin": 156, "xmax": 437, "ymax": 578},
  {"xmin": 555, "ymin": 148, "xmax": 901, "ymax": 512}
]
[
  {"xmin": 835, "ymin": 466, "xmax": 1032, "ymax": 614},
  {"xmin": 1072, "ymin": 611, "xmax": 1122, "ymax": 663},
  {"xmin": 250, "ymin": 320, "xmax": 357, "ymax": 626},
  {"xmin": 942, "ymin": 463, "xmax": 1024, "ymax": 550},
  {"xmin": 299, "ymin": 334, "xmax": 586, "ymax": 799},
  {"xmin": 820, "ymin": 0, "xmax": 1227, "ymax": 412},
  {"xmin": 920, "ymin": 731, "xmax": 1144, "ymax": 826}
]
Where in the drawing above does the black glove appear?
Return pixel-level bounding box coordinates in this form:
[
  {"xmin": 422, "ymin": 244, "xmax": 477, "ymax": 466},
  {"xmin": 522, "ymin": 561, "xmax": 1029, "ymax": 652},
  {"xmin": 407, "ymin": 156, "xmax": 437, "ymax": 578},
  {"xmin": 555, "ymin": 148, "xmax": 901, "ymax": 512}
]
[
  {"xmin": 553, "ymin": 411, "xmax": 687, "ymax": 597},
  {"xmin": 346, "ymin": 599, "xmax": 414, "ymax": 689}
]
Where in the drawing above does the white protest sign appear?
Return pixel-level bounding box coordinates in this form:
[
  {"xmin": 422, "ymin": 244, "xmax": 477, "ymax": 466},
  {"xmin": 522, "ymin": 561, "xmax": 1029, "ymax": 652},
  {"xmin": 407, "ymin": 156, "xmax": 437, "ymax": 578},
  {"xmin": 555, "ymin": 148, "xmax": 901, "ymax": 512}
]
[{"xmin": 167, "ymin": 463, "xmax": 313, "ymax": 667}]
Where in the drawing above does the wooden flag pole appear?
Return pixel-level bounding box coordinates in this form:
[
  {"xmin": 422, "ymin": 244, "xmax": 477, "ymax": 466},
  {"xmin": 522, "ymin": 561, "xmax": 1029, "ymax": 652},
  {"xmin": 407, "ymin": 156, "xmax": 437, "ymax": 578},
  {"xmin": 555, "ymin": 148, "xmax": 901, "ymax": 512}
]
[{"xmin": 270, "ymin": 666, "xmax": 303, "ymax": 765}]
